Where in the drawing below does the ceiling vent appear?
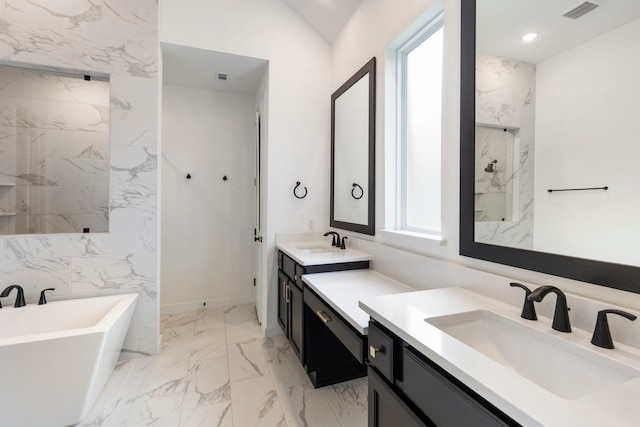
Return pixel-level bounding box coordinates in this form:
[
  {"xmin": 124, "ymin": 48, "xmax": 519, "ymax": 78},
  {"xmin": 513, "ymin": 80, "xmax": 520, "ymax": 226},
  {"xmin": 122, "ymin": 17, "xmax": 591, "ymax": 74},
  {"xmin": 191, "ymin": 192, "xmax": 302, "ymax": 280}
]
[
  {"xmin": 217, "ymin": 73, "xmax": 228, "ymax": 81},
  {"xmin": 563, "ymin": 2, "xmax": 600, "ymax": 19}
]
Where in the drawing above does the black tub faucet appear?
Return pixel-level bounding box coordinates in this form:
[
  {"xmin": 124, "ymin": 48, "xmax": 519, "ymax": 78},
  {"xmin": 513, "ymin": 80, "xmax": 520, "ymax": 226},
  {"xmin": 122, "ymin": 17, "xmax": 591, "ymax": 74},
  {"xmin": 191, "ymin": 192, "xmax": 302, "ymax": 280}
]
[
  {"xmin": 38, "ymin": 288, "xmax": 56, "ymax": 305},
  {"xmin": 323, "ymin": 231, "xmax": 340, "ymax": 247},
  {"xmin": 0, "ymin": 284, "xmax": 26, "ymax": 308},
  {"xmin": 528, "ymin": 286, "xmax": 571, "ymax": 332}
]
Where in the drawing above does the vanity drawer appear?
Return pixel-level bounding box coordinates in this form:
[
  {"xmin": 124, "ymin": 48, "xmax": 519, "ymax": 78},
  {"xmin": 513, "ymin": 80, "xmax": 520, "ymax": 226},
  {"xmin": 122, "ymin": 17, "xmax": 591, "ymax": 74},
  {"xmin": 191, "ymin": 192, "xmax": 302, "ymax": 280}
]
[
  {"xmin": 281, "ymin": 252, "xmax": 298, "ymax": 282},
  {"xmin": 367, "ymin": 321, "xmax": 395, "ymax": 382},
  {"xmin": 402, "ymin": 346, "xmax": 515, "ymax": 427},
  {"xmin": 304, "ymin": 289, "xmax": 364, "ymax": 363}
]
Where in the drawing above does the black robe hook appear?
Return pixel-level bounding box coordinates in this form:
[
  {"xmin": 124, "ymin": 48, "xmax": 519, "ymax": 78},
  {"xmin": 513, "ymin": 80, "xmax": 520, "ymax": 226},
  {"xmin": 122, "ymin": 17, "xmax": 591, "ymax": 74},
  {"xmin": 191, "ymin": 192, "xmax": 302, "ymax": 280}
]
[{"xmin": 293, "ymin": 181, "xmax": 308, "ymax": 199}]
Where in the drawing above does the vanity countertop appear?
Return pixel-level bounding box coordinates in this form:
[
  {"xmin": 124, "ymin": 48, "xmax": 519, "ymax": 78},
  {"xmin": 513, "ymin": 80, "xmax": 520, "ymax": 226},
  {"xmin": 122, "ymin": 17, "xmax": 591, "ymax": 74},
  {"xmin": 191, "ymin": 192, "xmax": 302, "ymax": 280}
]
[
  {"xmin": 302, "ymin": 270, "xmax": 415, "ymax": 334},
  {"xmin": 359, "ymin": 287, "xmax": 640, "ymax": 427},
  {"xmin": 276, "ymin": 240, "xmax": 372, "ymax": 266}
]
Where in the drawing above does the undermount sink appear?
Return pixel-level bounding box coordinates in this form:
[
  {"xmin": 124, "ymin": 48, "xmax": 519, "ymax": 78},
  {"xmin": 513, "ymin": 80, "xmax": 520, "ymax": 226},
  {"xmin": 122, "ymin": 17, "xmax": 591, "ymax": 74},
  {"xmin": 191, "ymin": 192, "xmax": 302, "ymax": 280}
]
[
  {"xmin": 296, "ymin": 244, "xmax": 339, "ymax": 254},
  {"xmin": 425, "ymin": 310, "xmax": 640, "ymax": 399}
]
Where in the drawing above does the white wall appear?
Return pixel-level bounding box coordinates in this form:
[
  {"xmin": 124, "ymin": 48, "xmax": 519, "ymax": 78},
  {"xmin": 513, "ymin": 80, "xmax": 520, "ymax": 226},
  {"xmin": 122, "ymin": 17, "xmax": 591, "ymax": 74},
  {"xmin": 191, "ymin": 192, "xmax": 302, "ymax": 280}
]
[
  {"xmin": 330, "ymin": 0, "xmax": 640, "ymax": 321},
  {"xmin": 161, "ymin": 85, "xmax": 255, "ymax": 312},
  {"xmin": 533, "ymin": 19, "xmax": 640, "ymax": 266},
  {"xmin": 159, "ymin": 0, "xmax": 331, "ymax": 334},
  {"xmin": 0, "ymin": 1, "xmax": 159, "ymax": 355}
]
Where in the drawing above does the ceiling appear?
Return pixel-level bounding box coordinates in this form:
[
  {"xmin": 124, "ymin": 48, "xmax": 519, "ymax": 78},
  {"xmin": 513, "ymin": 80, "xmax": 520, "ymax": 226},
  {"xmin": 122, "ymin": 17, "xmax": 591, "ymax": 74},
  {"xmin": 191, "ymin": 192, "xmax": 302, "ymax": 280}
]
[
  {"xmin": 162, "ymin": 43, "xmax": 268, "ymax": 93},
  {"xmin": 279, "ymin": 0, "xmax": 363, "ymax": 43},
  {"xmin": 162, "ymin": 0, "xmax": 362, "ymax": 92},
  {"xmin": 477, "ymin": 0, "xmax": 640, "ymax": 63}
]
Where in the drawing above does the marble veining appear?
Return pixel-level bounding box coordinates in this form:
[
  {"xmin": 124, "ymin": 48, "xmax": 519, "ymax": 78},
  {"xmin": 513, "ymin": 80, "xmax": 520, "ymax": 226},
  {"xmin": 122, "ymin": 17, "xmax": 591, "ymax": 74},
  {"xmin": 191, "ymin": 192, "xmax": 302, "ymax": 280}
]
[
  {"xmin": 0, "ymin": 0, "xmax": 158, "ymax": 356},
  {"xmin": 77, "ymin": 304, "xmax": 367, "ymax": 426},
  {"xmin": 475, "ymin": 52, "xmax": 535, "ymax": 249}
]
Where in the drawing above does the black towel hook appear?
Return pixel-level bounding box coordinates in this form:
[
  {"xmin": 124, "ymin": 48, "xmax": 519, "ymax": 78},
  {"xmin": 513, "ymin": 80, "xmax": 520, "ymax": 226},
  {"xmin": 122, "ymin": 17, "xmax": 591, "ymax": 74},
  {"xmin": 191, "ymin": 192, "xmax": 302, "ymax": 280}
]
[
  {"xmin": 293, "ymin": 181, "xmax": 308, "ymax": 199},
  {"xmin": 351, "ymin": 183, "xmax": 364, "ymax": 200},
  {"xmin": 186, "ymin": 173, "xmax": 192, "ymax": 179}
]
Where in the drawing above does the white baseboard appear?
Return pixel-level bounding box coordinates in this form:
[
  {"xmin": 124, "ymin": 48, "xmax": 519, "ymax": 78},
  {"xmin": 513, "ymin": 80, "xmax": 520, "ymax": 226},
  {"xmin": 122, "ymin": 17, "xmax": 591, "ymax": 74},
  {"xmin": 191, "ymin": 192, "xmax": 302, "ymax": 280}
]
[
  {"xmin": 264, "ymin": 324, "xmax": 284, "ymax": 338},
  {"xmin": 161, "ymin": 296, "xmax": 254, "ymax": 315}
]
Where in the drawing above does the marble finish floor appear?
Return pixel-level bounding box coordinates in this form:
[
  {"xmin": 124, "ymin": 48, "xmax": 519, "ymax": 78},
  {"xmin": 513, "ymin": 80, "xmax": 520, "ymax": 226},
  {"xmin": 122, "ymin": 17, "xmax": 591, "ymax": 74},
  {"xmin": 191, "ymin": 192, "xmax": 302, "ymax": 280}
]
[{"xmin": 77, "ymin": 304, "xmax": 368, "ymax": 427}]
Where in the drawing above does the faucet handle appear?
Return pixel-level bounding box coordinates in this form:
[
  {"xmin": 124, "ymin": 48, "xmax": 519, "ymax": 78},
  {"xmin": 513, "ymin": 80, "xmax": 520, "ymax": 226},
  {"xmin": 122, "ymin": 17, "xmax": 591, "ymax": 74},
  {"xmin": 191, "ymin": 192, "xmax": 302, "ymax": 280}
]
[
  {"xmin": 591, "ymin": 309, "xmax": 637, "ymax": 349},
  {"xmin": 38, "ymin": 288, "xmax": 56, "ymax": 305},
  {"xmin": 340, "ymin": 236, "xmax": 348, "ymax": 249},
  {"xmin": 509, "ymin": 282, "xmax": 537, "ymax": 321}
]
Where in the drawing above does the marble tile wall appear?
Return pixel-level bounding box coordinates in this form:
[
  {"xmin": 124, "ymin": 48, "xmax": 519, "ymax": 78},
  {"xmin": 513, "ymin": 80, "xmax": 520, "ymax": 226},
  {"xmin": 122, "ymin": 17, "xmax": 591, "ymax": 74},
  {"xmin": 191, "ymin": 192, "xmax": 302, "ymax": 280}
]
[
  {"xmin": 475, "ymin": 52, "xmax": 535, "ymax": 250},
  {"xmin": 0, "ymin": 0, "xmax": 159, "ymax": 355},
  {"xmin": 0, "ymin": 66, "xmax": 109, "ymax": 234}
]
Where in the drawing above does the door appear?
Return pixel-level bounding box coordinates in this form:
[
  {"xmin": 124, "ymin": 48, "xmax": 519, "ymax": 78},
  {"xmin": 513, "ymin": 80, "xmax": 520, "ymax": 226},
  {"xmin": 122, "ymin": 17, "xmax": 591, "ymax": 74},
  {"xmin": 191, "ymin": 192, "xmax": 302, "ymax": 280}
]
[
  {"xmin": 254, "ymin": 103, "xmax": 263, "ymax": 324},
  {"xmin": 289, "ymin": 282, "xmax": 304, "ymax": 362}
]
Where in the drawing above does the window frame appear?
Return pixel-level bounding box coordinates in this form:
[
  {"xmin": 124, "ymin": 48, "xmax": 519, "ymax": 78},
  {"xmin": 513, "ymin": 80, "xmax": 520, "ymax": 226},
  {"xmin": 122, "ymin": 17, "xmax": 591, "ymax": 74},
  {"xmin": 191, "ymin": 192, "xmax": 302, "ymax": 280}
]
[{"xmin": 396, "ymin": 14, "xmax": 445, "ymax": 236}]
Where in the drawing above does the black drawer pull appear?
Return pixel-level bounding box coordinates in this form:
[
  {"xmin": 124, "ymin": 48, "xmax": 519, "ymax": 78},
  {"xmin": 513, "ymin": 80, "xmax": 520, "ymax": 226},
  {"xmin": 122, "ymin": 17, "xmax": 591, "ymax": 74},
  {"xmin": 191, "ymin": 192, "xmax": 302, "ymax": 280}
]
[{"xmin": 316, "ymin": 310, "xmax": 331, "ymax": 323}]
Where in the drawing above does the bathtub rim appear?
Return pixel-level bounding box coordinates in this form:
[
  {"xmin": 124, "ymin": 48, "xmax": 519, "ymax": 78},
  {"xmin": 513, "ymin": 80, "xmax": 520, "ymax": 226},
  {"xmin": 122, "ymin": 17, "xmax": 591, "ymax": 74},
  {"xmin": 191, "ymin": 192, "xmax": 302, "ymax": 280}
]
[{"xmin": 0, "ymin": 293, "xmax": 139, "ymax": 346}]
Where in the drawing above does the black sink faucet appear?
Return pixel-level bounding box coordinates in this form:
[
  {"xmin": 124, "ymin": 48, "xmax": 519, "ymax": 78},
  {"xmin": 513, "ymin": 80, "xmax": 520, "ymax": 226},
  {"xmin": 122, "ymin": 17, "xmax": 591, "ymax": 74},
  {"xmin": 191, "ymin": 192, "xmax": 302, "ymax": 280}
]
[
  {"xmin": 323, "ymin": 231, "xmax": 341, "ymax": 247},
  {"xmin": 0, "ymin": 284, "xmax": 26, "ymax": 308},
  {"xmin": 527, "ymin": 286, "xmax": 571, "ymax": 332}
]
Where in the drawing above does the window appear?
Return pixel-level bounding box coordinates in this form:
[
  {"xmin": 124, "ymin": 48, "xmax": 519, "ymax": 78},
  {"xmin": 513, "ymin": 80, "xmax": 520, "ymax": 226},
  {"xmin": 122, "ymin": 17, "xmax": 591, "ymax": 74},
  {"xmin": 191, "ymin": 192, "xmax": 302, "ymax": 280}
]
[{"xmin": 396, "ymin": 16, "xmax": 444, "ymax": 236}]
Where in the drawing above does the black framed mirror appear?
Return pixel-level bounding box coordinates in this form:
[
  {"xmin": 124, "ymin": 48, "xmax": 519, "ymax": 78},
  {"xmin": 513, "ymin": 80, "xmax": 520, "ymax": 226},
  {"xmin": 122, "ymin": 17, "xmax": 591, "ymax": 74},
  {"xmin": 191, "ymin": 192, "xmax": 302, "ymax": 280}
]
[
  {"xmin": 460, "ymin": 0, "xmax": 640, "ymax": 293},
  {"xmin": 330, "ymin": 57, "xmax": 376, "ymax": 235}
]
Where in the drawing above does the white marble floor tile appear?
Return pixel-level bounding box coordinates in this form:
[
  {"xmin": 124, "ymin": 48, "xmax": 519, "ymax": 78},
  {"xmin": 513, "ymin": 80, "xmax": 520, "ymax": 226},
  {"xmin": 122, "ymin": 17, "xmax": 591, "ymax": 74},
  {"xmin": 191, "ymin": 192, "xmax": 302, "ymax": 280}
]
[
  {"xmin": 322, "ymin": 378, "xmax": 368, "ymax": 419},
  {"xmin": 179, "ymin": 401, "xmax": 233, "ymax": 427},
  {"xmin": 263, "ymin": 335, "xmax": 312, "ymax": 389},
  {"xmin": 337, "ymin": 410, "xmax": 367, "ymax": 427},
  {"xmin": 224, "ymin": 303, "xmax": 258, "ymax": 324},
  {"xmin": 277, "ymin": 383, "xmax": 342, "ymax": 427},
  {"xmin": 228, "ymin": 337, "xmax": 270, "ymax": 382},
  {"xmin": 189, "ymin": 327, "xmax": 227, "ymax": 362},
  {"xmin": 195, "ymin": 306, "xmax": 226, "ymax": 333},
  {"xmin": 182, "ymin": 356, "xmax": 231, "ymax": 411},
  {"xmin": 162, "ymin": 310, "xmax": 197, "ymax": 330},
  {"xmin": 77, "ymin": 356, "xmax": 154, "ymax": 426},
  {"xmin": 126, "ymin": 393, "xmax": 183, "ymax": 427},
  {"xmin": 81, "ymin": 304, "xmax": 371, "ymax": 427},
  {"xmin": 137, "ymin": 347, "xmax": 190, "ymax": 398},
  {"xmin": 230, "ymin": 375, "xmax": 286, "ymax": 427}
]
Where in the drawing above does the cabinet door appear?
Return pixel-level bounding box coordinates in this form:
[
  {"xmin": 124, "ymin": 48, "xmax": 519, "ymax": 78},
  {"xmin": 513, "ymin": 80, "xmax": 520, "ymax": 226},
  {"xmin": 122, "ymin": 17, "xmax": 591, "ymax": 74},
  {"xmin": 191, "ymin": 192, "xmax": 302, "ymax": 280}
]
[
  {"xmin": 368, "ymin": 367, "xmax": 430, "ymax": 427},
  {"xmin": 289, "ymin": 282, "xmax": 304, "ymax": 362},
  {"xmin": 277, "ymin": 271, "xmax": 289, "ymax": 335}
]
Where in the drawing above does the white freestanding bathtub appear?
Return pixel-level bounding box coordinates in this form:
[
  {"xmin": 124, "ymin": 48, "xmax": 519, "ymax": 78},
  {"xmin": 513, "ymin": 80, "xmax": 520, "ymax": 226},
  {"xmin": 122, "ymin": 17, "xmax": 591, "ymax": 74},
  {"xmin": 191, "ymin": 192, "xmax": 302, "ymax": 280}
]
[{"xmin": 0, "ymin": 293, "xmax": 138, "ymax": 427}]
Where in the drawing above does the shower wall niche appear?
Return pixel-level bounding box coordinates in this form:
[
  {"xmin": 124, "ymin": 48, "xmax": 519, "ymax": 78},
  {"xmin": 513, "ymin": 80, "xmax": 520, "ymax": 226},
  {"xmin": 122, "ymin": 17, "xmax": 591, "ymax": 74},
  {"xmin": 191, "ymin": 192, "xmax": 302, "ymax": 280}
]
[
  {"xmin": 474, "ymin": 125, "xmax": 517, "ymax": 222},
  {"xmin": 0, "ymin": 65, "xmax": 109, "ymax": 235}
]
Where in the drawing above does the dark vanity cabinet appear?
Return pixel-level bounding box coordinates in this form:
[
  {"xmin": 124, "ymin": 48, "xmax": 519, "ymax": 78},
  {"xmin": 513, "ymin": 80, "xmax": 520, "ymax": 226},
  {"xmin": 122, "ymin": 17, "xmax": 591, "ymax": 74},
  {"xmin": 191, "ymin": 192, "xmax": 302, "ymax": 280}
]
[
  {"xmin": 276, "ymin": 250, "xmax": 369, "ymax": 371},
  {"xmin": 367, "ymin": 320, "xmax": 520, "ymax": 427},
  {"xmin": 277, "ymin": 252, "xmax": 306, "ymax": 361}
]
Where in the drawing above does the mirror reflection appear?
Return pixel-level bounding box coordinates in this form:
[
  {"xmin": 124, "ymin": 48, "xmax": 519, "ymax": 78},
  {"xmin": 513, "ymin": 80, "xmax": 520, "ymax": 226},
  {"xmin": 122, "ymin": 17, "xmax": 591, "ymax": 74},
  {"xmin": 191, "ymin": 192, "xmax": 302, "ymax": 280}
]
[
  {"xmin": 331, "ymin": 58, "xmax": 375, "ymax": 235},
  {"xmin": 474, "ymin": 0, "xmax": 640, "ymax": 267},
  {"xmin": 0, "ymin": 65, "xmax": 110, "ymax": 235}
]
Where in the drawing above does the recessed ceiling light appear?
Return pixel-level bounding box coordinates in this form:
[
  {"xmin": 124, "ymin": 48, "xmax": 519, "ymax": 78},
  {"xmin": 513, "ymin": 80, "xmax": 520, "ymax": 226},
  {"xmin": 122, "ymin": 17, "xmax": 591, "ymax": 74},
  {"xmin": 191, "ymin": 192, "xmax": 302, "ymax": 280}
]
[{"xmin": 521, "ymin": 32, "xmax": 538, "ymax": 42}]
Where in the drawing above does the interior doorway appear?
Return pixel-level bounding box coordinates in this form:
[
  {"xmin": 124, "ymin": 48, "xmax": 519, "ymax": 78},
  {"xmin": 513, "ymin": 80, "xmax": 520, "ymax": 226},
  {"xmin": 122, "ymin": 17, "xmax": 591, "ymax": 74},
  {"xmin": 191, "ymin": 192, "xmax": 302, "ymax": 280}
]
[{"xmin": 160, "ymin": 43, "xmax": 268, "ymax": 314}]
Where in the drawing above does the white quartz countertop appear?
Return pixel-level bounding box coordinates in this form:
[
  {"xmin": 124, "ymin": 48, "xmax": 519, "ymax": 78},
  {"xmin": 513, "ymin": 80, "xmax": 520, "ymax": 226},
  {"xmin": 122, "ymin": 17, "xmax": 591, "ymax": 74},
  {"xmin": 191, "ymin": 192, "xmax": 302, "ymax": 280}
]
[
  {"xmin": 302, "ymin": 270, "xmax": 415, "ymax": 334},
  {"xmin": 276, "ymin": 240, "xmax": 372, "ymax": 266},
  {"xmin": 359, "ymin": 287, "xmax": 640, "ymax": 427}
]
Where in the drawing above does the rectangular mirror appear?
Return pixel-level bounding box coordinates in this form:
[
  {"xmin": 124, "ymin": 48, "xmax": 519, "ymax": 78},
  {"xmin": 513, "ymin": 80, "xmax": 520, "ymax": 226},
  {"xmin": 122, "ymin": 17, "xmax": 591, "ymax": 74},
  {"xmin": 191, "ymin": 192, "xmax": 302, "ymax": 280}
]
[
  {"xmin": 460, "ymin": 0, "xmax": 640, "ymax": 292},
  {"xmin": 0, "ymin": 65, "xmax": 110, "ymax": 235},
  {"xmin": 330, "ymin": 57, "xmax": 376, "ymax": 235}
]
